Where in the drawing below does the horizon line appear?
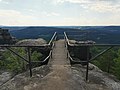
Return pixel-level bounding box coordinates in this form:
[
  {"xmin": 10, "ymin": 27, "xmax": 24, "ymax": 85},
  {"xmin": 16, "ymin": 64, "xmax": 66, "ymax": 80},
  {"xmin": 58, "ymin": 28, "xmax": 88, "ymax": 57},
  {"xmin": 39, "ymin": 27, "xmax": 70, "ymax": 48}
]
[{"xmin": 0, "ymin": 25, "xmax": 120, "ymax": 27}]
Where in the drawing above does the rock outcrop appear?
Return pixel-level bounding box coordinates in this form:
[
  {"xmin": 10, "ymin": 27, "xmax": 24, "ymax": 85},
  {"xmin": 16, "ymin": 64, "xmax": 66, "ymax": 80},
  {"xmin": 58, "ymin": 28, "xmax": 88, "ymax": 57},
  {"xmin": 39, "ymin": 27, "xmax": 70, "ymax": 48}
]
[
  {"xmin": 0, "ymin": 28, "xmax": 14, "ymax": 44},
  {"xmin": 0, "ymin": 64, "xmax": 120, "ymax": 90},
  {"xmin": 16, "ymin": 38, "xmax": 47, "ymax": 46},
  {"xmin": 0, "ymin": 71, "xmax": 13, "ymax": 86},
  {"xmin": 0, "ymin": 40, "xmax": 120, "ymax": 90}
]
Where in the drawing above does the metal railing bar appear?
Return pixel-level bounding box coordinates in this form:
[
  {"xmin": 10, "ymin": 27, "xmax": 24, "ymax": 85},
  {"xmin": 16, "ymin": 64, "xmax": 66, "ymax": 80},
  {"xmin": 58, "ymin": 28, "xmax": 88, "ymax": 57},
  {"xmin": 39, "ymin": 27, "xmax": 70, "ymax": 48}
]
[
  {"xmin": 31, "ymin": 50, "xmax": 52, "ymax": 63},
  {"xmin": 0, "ymin": 32, "xmax": 57, "ymax": 78},
  {"xmin": 48, "ymin": 32, "xmax": 57, "ymax": 45},
  {"xmin": 67, "ymin": 50, "xmax": 88, "ymax": 63},
  {"xmin": 64, "ymin": 32, "xmax": 70, "ymax": 45},
  {"xmin": 64, "ymin": 31, "xmax": 120, "ymax": 81},
  {"xmin": 27, "ymin": 47, "xmax": 32, "ymax": 77},
  {"xmin": 86, "ymin": 46, "xmax": 90, "ymax": 81},
  {"xmin": 89, "ymin": 46, "xmax": 114, "ymax": 61},
  {"xmin": 95, "ymin": 44, "xmax": 120, "ymax": 46},
  {"xmin": 0, "ymin": 45, "xmax": 48, "ymax": 47},
  {"xmin": 6, "ymin": 47, "xmax": 29, "ymax": 63},
  {"xmin": 0, "ymin": 32, "xmax": 57, "ymax": 48},
  {"xmin": 67, "ymin": 43, "xmax": 120, "ymax": 47},
  {"xmin": 64, "ymin": 32, "xmax": 120, "ymax": 47},
  {"xmin": 71, "ymin": 44, "xmax": 120, "ymax": 47},
  {"xmin": 30, "ymin": 32, "xmax": 56, "ymax": 63}
]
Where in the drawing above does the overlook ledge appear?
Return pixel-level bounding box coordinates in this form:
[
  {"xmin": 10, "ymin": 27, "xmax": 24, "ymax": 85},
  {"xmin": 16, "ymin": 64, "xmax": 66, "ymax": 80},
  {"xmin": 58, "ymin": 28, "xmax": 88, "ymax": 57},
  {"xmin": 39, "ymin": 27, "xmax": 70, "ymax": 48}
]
[{"xmin": 0, "ymin": 40, "xmax": 120, "ymax": 90}]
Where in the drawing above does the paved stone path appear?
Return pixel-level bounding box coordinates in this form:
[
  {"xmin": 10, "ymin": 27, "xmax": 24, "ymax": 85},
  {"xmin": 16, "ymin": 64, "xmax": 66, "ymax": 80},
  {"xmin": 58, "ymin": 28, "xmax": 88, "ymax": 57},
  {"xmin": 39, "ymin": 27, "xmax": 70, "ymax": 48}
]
[
  {"xmin": 38, "ymin": 40, "xmax": 83, "ymax": 90},
  {"xmin": 49, "ymin": 39, "xmax": 69, "ymax": 65}
]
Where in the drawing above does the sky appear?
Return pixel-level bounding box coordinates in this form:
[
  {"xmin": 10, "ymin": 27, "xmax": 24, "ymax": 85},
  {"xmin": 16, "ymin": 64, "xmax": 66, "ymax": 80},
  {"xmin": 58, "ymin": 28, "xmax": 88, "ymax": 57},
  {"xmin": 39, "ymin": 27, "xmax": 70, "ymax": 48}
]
[{"xmin": 0, "ymin": 0, "xmax": 120, "ymax": 26}]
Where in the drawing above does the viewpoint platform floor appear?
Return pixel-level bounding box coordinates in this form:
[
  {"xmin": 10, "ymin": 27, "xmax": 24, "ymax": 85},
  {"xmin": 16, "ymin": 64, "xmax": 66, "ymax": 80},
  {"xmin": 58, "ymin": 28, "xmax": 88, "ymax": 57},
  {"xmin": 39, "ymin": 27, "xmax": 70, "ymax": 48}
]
[
  {"xmin": 1, "ymin": 40, "xmax": 119, "ymax": 90},
  {"xmin": 38, "ymin": 40, "xmax": 84, "ymax": 90},
  {"xmin": 49, "ymin": 39, "xmax": 69, "ymax": 65}
]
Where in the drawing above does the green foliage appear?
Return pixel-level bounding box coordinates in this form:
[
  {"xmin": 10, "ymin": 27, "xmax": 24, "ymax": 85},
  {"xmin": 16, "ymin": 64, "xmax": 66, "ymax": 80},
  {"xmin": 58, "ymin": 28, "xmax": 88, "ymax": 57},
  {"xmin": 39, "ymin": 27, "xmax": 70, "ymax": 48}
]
[
  {"xmin": 92, "ymin": 50, "xmax": 115, "ymax": 72},
  {"xmin": 0, "ymin": 48, "xmax": 27, "ymax": 73},
  {"xmin": 0, "ymin": 48, "xmax": 42, "ymax": 73},
  {"xmin": 92, "ymin": 47, "xmax": 120, "ymax": 79},
  {"xmin": 31, "ymin": 51, "xmax": 42, "ymax": 61},
  {"xmin": 112, "ymin": 49, "xmax": 120, "ymax": 79}
]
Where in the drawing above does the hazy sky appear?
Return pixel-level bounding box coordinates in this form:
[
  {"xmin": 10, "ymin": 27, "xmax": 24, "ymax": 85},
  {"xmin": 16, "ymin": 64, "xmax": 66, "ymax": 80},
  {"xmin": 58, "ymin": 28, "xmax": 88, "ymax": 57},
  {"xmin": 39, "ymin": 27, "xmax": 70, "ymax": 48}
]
[{"xmin": 0, "ymin": 0, "xmax": 120, "ymax": 26}]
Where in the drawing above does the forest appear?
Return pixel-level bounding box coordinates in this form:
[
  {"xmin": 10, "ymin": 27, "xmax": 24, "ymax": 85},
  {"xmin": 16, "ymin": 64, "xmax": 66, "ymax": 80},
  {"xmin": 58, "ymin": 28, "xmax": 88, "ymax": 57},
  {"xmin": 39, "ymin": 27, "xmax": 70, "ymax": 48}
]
[
  {"xmin": 1, "ymin": 46, "xmax": 120, "ymax": 80},
  {"xmin": 0, "ymin": 47, "xmax": 42, "ymax": 74},
  {"xmin": 91, "ymin": 47, "xmax": 120, "ymax": 79}
]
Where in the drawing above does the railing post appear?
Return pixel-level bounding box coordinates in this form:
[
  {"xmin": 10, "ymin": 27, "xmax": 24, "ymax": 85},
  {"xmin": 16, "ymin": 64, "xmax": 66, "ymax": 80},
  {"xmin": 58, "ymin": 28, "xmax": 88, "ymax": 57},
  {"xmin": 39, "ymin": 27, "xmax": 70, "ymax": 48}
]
[
  {"xmin": 107, "ymin": 59, "xmax": 110, "ymax": 73},
  {"xmin": 27, "ymin": 47, "xmax": 32, "ymax": 77},
  {"xmin": 51, "ymin": 50, "xmax": 53, "ymax": 59},
  {"xmin": 86, "ymin": 46, "xmax": 90, "ymax": 81}
]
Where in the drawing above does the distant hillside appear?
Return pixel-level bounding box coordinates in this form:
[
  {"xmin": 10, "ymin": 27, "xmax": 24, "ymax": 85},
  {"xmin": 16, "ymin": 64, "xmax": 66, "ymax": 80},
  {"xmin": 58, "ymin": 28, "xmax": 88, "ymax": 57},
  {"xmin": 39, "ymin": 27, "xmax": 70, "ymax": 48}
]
[
  {"xmin": 0, "ymin": 26, "xmax": 27, "ymax": 31},
  {"xmin": 9, "ymin": 26, "xmax": 79, "ymax": 39},
  {"xmin": 78, "ymin": 26, "xmax": 120, "ymax": 44},
  {"xmin": 8, "ymin": 26, "xmax": 120, "ymax": 44},
  {"xmin": 101, "ymin": 26, "xmax": 120, "ymax": 31}
]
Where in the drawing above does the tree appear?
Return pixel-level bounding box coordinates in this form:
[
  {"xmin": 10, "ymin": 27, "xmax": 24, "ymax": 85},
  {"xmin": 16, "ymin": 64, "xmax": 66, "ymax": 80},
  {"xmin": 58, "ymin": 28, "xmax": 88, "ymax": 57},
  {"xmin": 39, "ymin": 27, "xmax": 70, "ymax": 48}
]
[
  {"xmin": 113, "ymin": 49, "xmax": 120, "ymax": 79},
  {"xmin": 0, "ymin": 47, "xmax": 42, "ymax": 73},
  {"xmin": 92, "ymin": 48, "xmax": 116, "ymax": 73}
]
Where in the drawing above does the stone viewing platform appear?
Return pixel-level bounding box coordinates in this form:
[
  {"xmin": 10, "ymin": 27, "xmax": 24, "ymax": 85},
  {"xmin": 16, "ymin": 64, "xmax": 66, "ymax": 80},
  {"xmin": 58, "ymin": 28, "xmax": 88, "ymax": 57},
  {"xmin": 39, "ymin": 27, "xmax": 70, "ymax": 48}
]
[{"xmin": 0, "ymin": 39, "xmax": 120, "ymax": 90}]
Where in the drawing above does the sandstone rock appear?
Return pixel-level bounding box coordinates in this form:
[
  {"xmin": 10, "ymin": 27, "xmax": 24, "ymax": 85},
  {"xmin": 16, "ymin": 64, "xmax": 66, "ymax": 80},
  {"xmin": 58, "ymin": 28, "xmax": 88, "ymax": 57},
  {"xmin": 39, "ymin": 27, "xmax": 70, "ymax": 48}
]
[
  {"xmin": 16, "ymin": 38, "xmax": 47, "ymax": 46},
  {"xmin": 0, "ymin": 71, "xmax": 12, "ymax": 86}
]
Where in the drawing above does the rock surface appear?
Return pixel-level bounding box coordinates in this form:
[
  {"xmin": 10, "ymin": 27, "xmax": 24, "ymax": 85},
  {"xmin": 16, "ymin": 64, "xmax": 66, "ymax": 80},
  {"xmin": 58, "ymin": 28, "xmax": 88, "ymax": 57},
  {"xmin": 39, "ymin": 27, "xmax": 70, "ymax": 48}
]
[
  {"xmin": 16, "ymin": 38, "xmax": 47, "ymax": 46},
  {"xmin": 0, "ymin": 64, "xmax": 120, "ymax": 90},
  {"xmin": 0, "ymin": 40, "xmax": 120, "ymax": 90},
  {"xmin": 0, "ymin": 71, "xmax": 12, "ymax": 86},
  {"xmin": 0, "ymin": 28, "xmax": 13, "ymax": 44}
]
